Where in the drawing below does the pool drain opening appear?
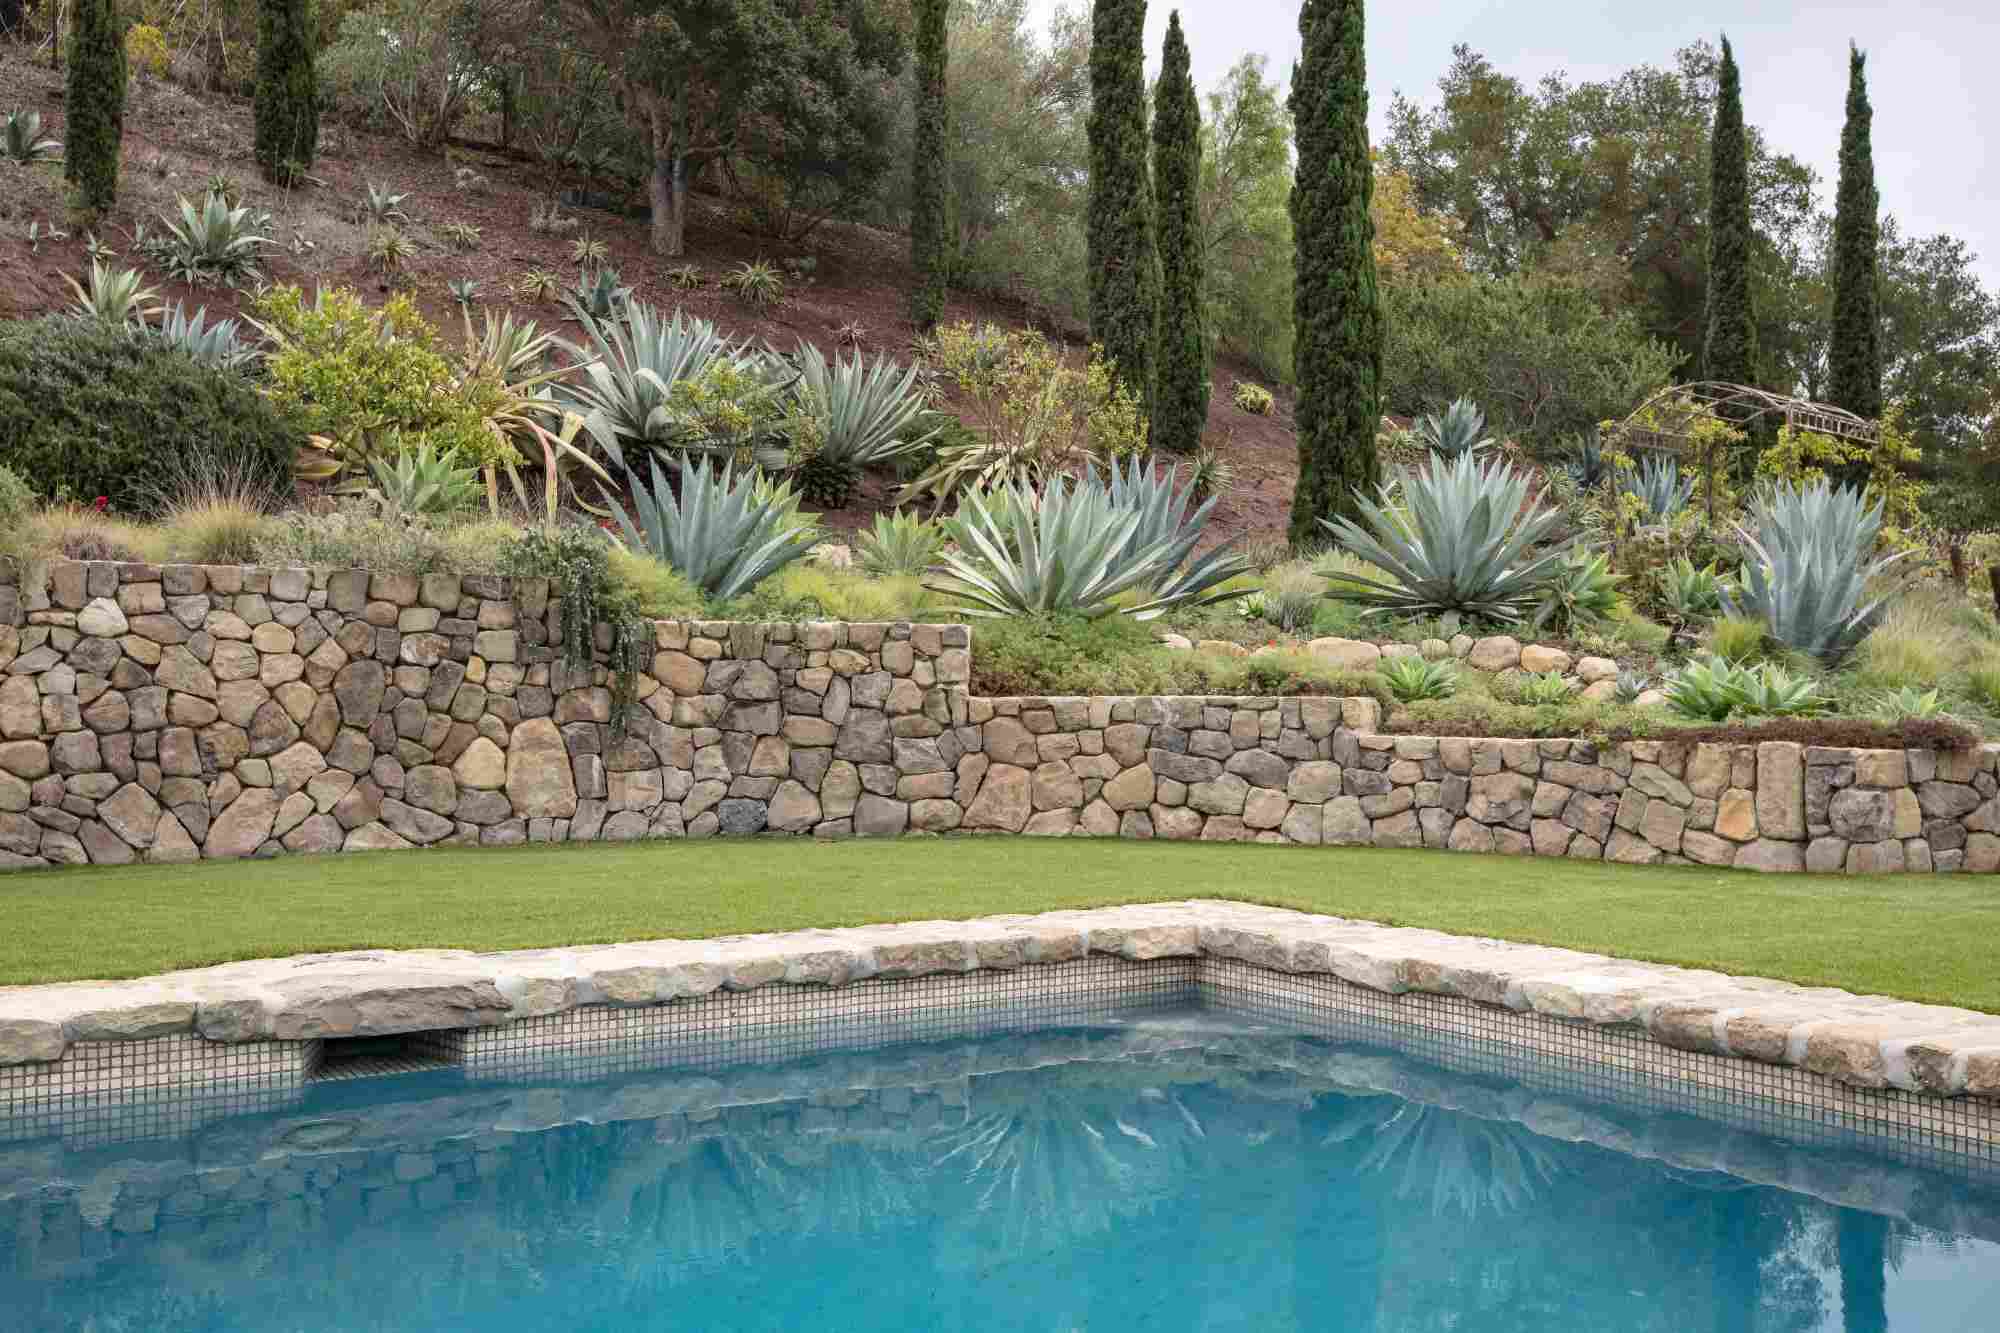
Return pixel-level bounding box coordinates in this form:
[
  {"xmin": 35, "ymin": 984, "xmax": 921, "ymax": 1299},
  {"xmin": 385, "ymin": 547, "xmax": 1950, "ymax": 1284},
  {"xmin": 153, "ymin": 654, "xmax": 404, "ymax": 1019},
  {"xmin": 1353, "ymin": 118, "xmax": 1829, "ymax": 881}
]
[{"xmin": 313, "ymin": 1032, "xmax": 461, "ymax": 1082}]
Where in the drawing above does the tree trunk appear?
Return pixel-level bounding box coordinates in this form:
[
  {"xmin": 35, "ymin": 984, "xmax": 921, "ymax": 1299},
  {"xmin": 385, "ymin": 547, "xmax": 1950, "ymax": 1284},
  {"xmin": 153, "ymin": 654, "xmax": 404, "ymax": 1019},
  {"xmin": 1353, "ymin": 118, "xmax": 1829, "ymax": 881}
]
[
  {"xmin": 1988, "ymin": 564, "xmax": 2000, "ymax": 613},
  {"xmin": 645, "ymin": 95, "xmax": 686, "ymax": 257}
]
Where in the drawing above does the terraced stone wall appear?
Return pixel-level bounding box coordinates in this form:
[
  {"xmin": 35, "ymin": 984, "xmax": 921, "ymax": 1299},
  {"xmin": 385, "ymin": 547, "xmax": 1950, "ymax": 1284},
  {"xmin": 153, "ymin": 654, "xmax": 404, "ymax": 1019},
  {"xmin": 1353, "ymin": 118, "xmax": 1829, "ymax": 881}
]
[{"xmin": 1, "ymin": 560, "xmax": 1995, "ymax": 872}]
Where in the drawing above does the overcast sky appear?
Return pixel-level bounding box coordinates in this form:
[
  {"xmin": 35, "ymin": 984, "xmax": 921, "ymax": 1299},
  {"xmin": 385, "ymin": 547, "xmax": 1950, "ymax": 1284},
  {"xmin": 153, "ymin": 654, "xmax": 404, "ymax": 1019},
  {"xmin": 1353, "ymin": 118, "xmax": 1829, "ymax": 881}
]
[{"xmin": 1024, "ymin": 1, "xmax": 1999, "ymax": 287}]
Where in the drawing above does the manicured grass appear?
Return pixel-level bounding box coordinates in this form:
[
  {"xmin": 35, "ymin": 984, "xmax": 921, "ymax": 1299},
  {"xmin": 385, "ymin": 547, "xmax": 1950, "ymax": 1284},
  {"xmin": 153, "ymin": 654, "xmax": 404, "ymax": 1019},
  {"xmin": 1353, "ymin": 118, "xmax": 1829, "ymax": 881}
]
[{"xmin": 1, "ymin": 840, "xmax": 1993, "ymax": 1009}]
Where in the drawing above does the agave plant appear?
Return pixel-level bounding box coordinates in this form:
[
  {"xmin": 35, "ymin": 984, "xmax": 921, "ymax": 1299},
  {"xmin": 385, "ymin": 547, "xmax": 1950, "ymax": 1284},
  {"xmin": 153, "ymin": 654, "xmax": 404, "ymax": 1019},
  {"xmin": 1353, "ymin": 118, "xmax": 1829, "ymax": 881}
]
[
  {"xmin": 1561, "ymin": 431, "xmax": 1611, "ymax": 489},
  {"xmin": 368, "ymin": 441, "xmax": 482, "ymax": 515},
  {"xmin": 1514, "ymin": 670, "xmax": 1575, "ymax": 706},
  {"xmin": 1317, "ymin": 452, "xmax": 1570, "ymax": 627},
  {"xmin": 62, "ymin": 261, "xmax": 160, "ymax": 325},
  {"xmin": 1871, "ymin": 685, "xmax": 1946, "ymax": 722},
  {"xmin": 1719, "ymin": 480, "xmax": 1910, "ymax": 663},
  {"xmin": 438, "ymin": 220, "xmax": 482, "ymax": 252},
  {"xmin": 1379, "ymin": 655, "xmax": 1458, "ymax": 702},
  {"xmin": 1662, "ymin": 656, "xmax": 1748, "ymax": 721},
  {"xmin": 1531, "ymin": 546, "xmax": 1621, "ymax": 632},
  {"xmin": 1612, "ymin": 668, "xmax": 1650, "ymax": 703},
  {"xmin": 787, "ymin": 341, "xmax": 938, "ymax": 506},
  {"xmin": 1102, "ymin": 456, "xmax": 1254, "ymax": 611},
  {"xmin": 448, "ymin": 277, "xmax": 481, "ymax": 309},
  {"xmin": 1659, "ymin": 556, "xmax": 1726, "ymax": 622},
  {"xmin": 456, "ymin": 308, "xmax": 612, "ymax": 524},
  {"xmin": 1734, "ymin": 662, "xmax": 1832, "ymax": 718},
  {"xmin": 153, "ymin": 191, "xmax": 272, "ymax": 286},
  {"xmin": 1412, "ymin": 397, "xmax": 1494, "ymax": 458},
  {"xmin": 853, "ymin": 509, "xmax": 945, "ymax": 577},
  {"xmin": 605, "ymin": 457, "xmax": 818, "ymax": 600},
  {"xmin": 154, "ymin": 300, "xmax": 258, "ymax": 371},
  {"xmin": 566, "ymin": 266, "xmax": 632, "ymax": 322},
  {"xmin": 564, "ymin": 301, "xmax": 761, "ymax": 471},
  {"xmin": 3, "ymin": 109, "xmax": 62, "ymax": 164},
  {"xmin": 367, "ymin": 225, "xmax": 415, "ymax": 275},
  {"xmin": 720, "ymin": 259, "xmax": 785, "ymax": 308},
  {"xmin": 929, "ymin": 469, "xmax": 1248, "ymax": 621},
  {"xmin": 356, "ymin": 181, "xmax": 411, "ymax": 226},
  {"xmin": 1622, "ymin": 453, "xmax": 1695, "ymax": 521}
]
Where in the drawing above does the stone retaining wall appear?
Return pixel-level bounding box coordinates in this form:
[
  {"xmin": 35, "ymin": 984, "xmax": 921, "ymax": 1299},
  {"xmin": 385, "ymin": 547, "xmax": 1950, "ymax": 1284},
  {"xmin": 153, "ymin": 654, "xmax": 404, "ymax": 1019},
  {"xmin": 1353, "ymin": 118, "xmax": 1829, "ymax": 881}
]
[{"xmin": 1, "ymin": 560, "xmax": 1995, "ymax": 872}]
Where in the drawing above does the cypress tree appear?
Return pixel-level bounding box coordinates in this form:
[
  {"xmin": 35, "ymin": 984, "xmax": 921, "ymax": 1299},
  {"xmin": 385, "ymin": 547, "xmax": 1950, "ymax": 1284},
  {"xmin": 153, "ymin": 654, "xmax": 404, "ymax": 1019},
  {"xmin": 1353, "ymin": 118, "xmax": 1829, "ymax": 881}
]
[
  {"xmin": 255, "ymin": 0, "xmax": 319, "ymax": 184},
  {"xmin": 1086, "ymin": 0, "xmax": 1160, "ymax": 424},
  {"xmin": 1702, "ymin": 37, "xmax": 1756, "ymax": 388},
  {"xmin": 1287, "ymin": 0, "xmax": 1381, "ymax": 545},
  {"xmin": 908, "ymin": 0, "xmax": 949, "ymax": 330},
  {"xmin": 1827, "ymin": 43, "xmax": 1882, "ymax": 419},
  {"xmin": 63, "ymin": 0, "xmax": 125, "ymax": 217},
  {"xmin": 1151, "ymin": 11, "xmax": 1208, "ymax": 455}
]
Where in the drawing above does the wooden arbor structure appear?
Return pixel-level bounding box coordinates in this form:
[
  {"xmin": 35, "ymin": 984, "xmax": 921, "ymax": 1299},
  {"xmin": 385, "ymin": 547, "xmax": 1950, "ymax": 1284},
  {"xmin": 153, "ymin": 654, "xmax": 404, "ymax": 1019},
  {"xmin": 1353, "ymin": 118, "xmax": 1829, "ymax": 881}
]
[{"xmin": 1605, "ymin": 382, "xmax": 1881, "ymax": 525}]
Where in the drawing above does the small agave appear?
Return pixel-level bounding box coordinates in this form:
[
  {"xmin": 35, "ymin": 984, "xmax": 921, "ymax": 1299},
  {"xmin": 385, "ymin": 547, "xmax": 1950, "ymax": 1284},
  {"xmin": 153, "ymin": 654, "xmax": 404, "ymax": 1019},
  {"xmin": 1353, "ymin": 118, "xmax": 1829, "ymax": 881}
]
[{"xmin": 1412, "ymin": 397, "xmax": 1494, "ymax": 458}]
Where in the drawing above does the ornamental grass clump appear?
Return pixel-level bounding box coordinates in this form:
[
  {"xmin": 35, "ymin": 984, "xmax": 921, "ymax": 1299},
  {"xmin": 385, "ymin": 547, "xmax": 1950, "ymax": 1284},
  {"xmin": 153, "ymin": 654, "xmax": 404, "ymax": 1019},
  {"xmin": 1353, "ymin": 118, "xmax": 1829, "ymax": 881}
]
[
  {"xmin": 1720, "ymin": 479, "xmax": 1909, "ymax": 663},
  {"xmin": 1317, "ymin": 451, "xmax": 1569, "ymax": 628}
]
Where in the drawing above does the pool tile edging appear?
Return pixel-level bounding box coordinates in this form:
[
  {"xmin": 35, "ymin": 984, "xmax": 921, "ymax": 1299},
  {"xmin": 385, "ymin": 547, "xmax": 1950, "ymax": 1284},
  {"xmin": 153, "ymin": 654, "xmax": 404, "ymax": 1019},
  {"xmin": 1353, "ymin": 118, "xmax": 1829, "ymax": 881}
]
[{"xmin": 4, "ymin": 900, "xmax": 2000, "ymax": 1101}]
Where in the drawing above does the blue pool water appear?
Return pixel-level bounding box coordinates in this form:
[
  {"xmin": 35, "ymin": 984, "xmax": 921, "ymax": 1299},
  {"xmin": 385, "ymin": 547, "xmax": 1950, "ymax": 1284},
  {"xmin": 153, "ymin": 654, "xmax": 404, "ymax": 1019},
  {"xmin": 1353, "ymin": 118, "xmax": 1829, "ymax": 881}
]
[{"xmin": 3, "ymin": 1008, "xmax": 1998, "ymax": 1331}]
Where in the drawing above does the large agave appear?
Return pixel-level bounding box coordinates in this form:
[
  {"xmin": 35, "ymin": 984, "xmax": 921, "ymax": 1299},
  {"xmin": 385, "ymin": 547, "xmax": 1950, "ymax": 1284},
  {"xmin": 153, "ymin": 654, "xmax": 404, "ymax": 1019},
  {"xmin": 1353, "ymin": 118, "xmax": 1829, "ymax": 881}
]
[
  {"xmin": 1412, "ymin": 397, "xmax": 1494, "ymax": 458},
  {"xmin": 2, "ymin": 109, "xmax": 62, "ymax": 164},
  {"xmin": 929, "ymin": 470, "xmax": 1247, "ymax": 620},
  {"xmin": 1102, "ymin": 456, "xmax": 1254, "ymax": 610},
  {"xmin": 1718, "ymin": 480, "xmax": 1910, "ymax": 663},
  {"xmin": 565, "ymin": 301, "xmax": 764, "ymax": 470},
  {"xmin": 1317, "ymin": 451, "xmax": 1570, "ymax": 625},
  {"xmin": 368, "ymin": 441, "xmax": 482, "ymax": 515},
  {"xmin": 605, "ymin": 457, "xmax": 818, "ymax": 601},
  {"xmin": 154, "ymin": 300, "xmax": 259, "ymax": 371},
  {"xmin": 787, "ymin": 340, "xmax": 938, "ymax": 506},
  {"xmin": 1622, "ymin": 453, "xmax": 1694, "ymax": 521},
  {"xmin": 155, "ymin": 191, "xmax": 272, "ymax": 286}
]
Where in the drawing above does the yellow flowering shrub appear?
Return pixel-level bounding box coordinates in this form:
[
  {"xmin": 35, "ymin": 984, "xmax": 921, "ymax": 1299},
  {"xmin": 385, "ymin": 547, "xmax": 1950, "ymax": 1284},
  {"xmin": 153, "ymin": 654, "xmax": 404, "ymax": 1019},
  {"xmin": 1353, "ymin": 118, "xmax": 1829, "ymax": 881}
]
[
  {"xmin": 125, "ymin": 24, "xmax": 171, "ymax": 82},
  {"xmin": 1756, "ymin": 405, "xmax": 1926, "ymax": 547}
]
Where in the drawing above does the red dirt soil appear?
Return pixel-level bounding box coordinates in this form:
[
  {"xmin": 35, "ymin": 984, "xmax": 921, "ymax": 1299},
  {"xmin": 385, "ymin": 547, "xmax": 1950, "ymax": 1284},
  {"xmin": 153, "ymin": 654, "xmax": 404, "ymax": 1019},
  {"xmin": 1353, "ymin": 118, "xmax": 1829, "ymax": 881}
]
[{"xmin": 0, "ymin": 53, "xmax": 1304, "ymax": 546}]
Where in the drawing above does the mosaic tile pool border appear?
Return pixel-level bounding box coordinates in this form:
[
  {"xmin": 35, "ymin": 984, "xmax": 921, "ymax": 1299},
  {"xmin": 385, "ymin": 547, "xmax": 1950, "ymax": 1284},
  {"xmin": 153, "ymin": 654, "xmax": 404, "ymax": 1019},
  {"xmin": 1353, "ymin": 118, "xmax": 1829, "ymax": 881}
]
[
  {"xmin": 1199, "ymin": 958, "xmax": 2000, "ymax": 1181},
  {"xmin": 0, "ymin": 1035, "xmax": 316, "ymax": 1146}
]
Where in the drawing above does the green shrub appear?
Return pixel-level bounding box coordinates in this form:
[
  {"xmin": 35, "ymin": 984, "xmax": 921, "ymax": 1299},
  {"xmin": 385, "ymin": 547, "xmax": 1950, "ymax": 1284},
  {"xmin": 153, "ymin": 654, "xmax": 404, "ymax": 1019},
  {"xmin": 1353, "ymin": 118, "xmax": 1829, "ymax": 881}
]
[
  {"xmin": 1232, "ymin": 382, "xmax": 1275, "ymax": 415},
  {"xmin": 1967, "ymin": 660, "xmax": 2000, "ymax": 714},
  {"xmin": 0, "ymin": 465, "xmax": 32, "ymax": 524},
  {"xmin": 723, "ymin": 564, "xmax": 935, "ymax": 623},
  {"xmin": 606, "ymin": 545, "xmax": 707, "ymax": 619},
  {"xmin": 257, "ymin": 286, "xmax": 501, "ymax": 486},
  {"xmin": 255, "ymin": 506, "xmax": 514, "ymax": 573},
  {"xmin": 0, "ymin": 317, "xmax": 296, "ymax": 511}
]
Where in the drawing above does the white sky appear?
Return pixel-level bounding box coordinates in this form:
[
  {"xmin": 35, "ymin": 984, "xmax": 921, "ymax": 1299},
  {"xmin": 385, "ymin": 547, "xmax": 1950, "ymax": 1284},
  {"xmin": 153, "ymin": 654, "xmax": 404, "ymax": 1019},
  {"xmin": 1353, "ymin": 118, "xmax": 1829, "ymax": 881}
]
[{"xmin": 1025, "ymin": 0, "xmax": 2000, "ymax": 287}]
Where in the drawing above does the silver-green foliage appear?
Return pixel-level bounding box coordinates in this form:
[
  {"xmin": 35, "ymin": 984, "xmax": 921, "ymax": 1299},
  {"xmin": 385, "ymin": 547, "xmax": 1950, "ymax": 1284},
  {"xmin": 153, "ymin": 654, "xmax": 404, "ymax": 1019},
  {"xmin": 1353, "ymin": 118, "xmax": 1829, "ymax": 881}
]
[
  {"xmin": 930, "ymin": 469, "xmax": 1249, "ymax": 620},
  {"xmin": 790, "ymin": 340, "xmax": 937, "ymax": 468},
  {"xmin": 853, "ymin": 510, "xmax": 945, "ymax": 577},
  {"xmin": 1378, "ymin": 655, "xmax": 1457, "ymax": 702},
  {"xmin": 566, "ymin": 301, "xmax": 755, "ymax": 469},
  {"xmin": 1870, "ymin": 685, "xmax": 1945, "ymax": 721},
  {"xmin": 1532, "ymin": 547, "xmax": 1621, "ymax": 632},
  {"xmin": 152, "ymin": 191, "xmax": 273, "ymax": 286},
  {"xmin": 1663, "ymin": 655, "xmax": 1830, "ymax": 721},
  {"xmin": 606, "ymin": 456, "xmax": 818, "ymax": 600},
  {"xmin": 1318, "ymin": 452, "xmax": 1569, "ymax": 625},
  {"xmin": 1513, "ymin": 670, "xmax": 1574, "ymax": 706},
  {"xmin": 1413, "ymin": 397, "xmax": 1493, "ymax": 458},
  {"xmin": 368, "ymin": 441, "xmax": 481, "ymax": 515},
  {"xmin": 62, "ymin": 261, "xmax": 159, "ymax": 325},
  {"xmin": 1719, "ymin": 480, "xmax": 1909, "ymax": 663},
  {"xmin": 1660, "ymin": 556, "xmax": 1726, "ymax": 621},
  {"xmin": 1103, "ymin": 457, "xmax": 1253, "ymax": 611},
  {"xmin": 1622, "ymin": 453, "xmax": 1694, "ymax": 521},
  {"xmin": 154, "ymin": 301, "xmax": 258, "ymax": 371},
  {"xmin": 3, "ymin": 109, "xmax": 62, "ymax": 163}
]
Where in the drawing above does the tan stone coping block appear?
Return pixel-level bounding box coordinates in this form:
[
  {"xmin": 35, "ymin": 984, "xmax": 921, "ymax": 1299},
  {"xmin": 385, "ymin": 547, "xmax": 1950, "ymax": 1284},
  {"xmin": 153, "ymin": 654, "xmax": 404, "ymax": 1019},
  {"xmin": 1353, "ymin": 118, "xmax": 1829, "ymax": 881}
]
[{"xmin": 5, "ymin": 901, "xmax": 1999, "ymax": 1099}]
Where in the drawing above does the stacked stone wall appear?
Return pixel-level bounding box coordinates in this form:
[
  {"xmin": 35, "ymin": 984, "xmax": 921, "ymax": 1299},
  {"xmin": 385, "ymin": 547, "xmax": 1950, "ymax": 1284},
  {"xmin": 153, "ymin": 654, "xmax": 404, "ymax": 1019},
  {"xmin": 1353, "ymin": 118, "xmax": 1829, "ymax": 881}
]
[{"xmin": 1, "ymin": 560, "xmax": 1994, "ymax": 872}]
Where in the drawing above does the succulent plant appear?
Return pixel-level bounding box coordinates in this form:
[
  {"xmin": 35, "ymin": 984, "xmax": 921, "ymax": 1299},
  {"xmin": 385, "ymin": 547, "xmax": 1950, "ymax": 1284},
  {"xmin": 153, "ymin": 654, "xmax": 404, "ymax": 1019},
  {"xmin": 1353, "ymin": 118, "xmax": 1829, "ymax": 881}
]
[
  {"xmin": 62, "ymin": 261, "xmax": 160, "ymax": 326},
  {"xmin": 605, "ymin": 456, "xmax": 818, "ymax": 600},
  {"xmin": 1378, "ymin": 655, "xmax": 1458, "ymax": 702},
  {"xmin": 563, "ymin": 301, "xmax": 759, "ymax": 470},
  {"xmin": 368, "ymin": 441, "xmax": 482, "ymax": 515},
  {"xmin": 1412, "ymin": 397, "xmax": 1493, "ymax": 458},
  {"xmin": 1318, "ymin": 451, "xmax": 1570, "ymax": 626},
  {"xmin": 2, "ymin": 109, "xmax": 62, "ymax": 164},
  {"xmin": 1719, "ymin": 480, "xmax": 1910, "ymax": 663},
  {"xmin": 853, "ymin": 510, "xmax": 945, "ymax": 577},
  {"xmin": 786, "ymin": 341, "xmax": 938, "ymax": 507},
  {"xmin": 153, "ymin": 300, "xmax": 258, "ymax": 372},
  {"xmin": 1622, "ymin": 453, "xmax": 1695, "ymax": 521}
]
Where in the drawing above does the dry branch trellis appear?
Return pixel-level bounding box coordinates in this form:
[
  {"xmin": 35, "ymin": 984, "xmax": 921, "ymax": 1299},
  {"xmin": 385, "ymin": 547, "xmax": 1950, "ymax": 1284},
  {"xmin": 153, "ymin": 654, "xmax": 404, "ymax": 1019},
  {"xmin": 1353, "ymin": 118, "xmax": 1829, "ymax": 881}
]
[{"xmin": 1605, "ymin": 381, "xmax": 1881, "ymax": 526}]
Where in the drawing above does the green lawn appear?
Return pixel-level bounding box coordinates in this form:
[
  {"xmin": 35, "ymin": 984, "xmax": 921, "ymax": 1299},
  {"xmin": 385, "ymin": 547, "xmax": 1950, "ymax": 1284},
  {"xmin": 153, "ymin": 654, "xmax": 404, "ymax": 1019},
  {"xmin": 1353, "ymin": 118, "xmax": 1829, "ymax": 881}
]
[{"xmin": 2, "ymin": 840, "xmax": 1994, "ymax": 1010}]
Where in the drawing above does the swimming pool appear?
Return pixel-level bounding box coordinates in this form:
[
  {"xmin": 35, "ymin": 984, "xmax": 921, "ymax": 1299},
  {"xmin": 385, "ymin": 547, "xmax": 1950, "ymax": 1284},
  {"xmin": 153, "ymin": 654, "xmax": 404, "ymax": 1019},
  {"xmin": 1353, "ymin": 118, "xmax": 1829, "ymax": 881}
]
[{"xmin": 3, "ymin": 994, "xmax": 1996, "ymax": 1332}]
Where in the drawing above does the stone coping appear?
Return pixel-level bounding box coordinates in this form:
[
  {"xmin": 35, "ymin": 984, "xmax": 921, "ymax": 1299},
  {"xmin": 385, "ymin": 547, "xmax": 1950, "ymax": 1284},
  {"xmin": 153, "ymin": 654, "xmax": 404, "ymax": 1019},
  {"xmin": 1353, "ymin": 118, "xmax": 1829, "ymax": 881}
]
[{"xmin": 4, "ymin": 901, "xmax": 1997, "ymax": 1099}]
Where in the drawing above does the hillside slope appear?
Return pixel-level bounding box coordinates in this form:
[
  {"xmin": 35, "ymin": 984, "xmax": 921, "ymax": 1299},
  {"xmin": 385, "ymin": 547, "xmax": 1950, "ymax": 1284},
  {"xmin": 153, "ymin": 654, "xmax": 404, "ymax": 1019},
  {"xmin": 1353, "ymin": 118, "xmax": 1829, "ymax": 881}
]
[{"xmin": 1, "ymin": 53, "xmax": 1303, "ymax": 545}]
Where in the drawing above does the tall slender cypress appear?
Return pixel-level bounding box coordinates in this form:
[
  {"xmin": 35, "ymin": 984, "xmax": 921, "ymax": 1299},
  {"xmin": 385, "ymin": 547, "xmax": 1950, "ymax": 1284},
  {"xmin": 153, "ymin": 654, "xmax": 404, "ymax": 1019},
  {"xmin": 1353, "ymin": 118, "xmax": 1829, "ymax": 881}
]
[
  {"xmin": 1151, "ymin": 11, "xmax": 1208, "ymax": 455},
  {"xmin": 1827, "ymin": 43, "xmax": 1882, "ymax": 418},
  {"xmin": 908, "ymin": 0, "xmax": 949, "ymax": 330},
  {"xmin": 255, "ymin": 0, "xmax": 319, "ymax": 184},
  {"xmin": 1086, "ymin": 0, "xmax": 1160, "ymax": 424},
  {"xmin": 1702, "ymin": 37, "xmax": 1756, "ymax": 388},
  {"xmin": 63, "ymin": 0, "xmax": 125, "ymax": 216},
  {"xmin": 1287, "ymin": 0, "xmax": 1381, "ymax": 544}
]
